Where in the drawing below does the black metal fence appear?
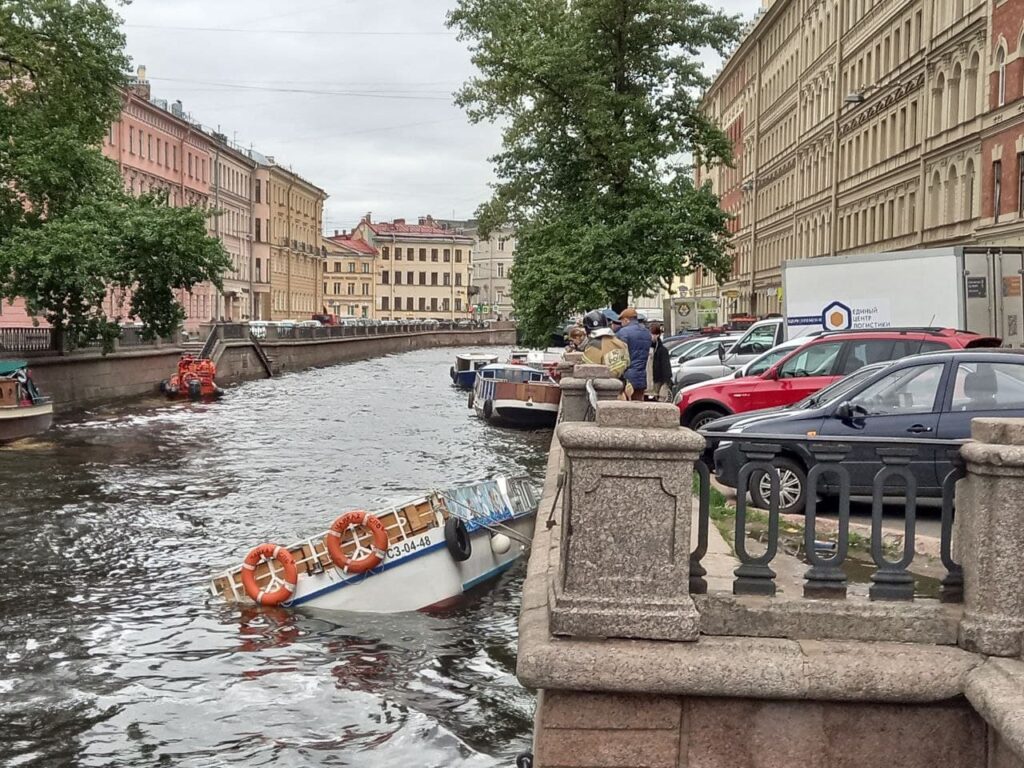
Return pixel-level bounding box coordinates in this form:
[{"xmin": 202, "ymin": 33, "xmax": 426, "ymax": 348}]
[
  {"xmin": 252, "ymin": 319, "xmax": 492, "ymax": 342},
  {"xmin": 691, "ymin": 432, "xmax": 965, "ymax": 603},
  {"xmin": 0, "ymin": 325, "xmax": 175, "ymax": 356}
]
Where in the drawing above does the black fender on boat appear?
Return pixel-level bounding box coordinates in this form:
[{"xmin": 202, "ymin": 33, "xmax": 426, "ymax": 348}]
[
  {"xmin": 158, "ymin": 379, "xmax": 169, "ymax": 394},
  {"xmin": 187, "ymin": 379, "xmax": 202, "ymax": 401},
  {"xmin": 444, "ymin": 517, "xmax": 472, "ymax": 562},
  {"xmin": 482, "ymin": 399, "xmax": 493, "ymax": 419},
  {"xmin": 467, "ymin": 390, "xmax": 475, "ymax": 409}
]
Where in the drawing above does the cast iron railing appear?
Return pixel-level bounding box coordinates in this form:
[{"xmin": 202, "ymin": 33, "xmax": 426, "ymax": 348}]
[{"xmin": 691, "ymin": 431, "xmax": 965, "ymax": 603}]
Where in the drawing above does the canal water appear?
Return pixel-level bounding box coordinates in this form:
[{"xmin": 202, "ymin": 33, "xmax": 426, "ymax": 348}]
[{"xmin": 0, "ymin": 348, "xmax": 550, "ymax": 768}]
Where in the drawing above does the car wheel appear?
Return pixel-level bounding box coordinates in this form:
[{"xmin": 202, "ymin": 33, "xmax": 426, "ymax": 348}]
[
  {"xmin": 687, "ymin": 409, "xmax": 727, "ymax": 431},
  {"xmin": 749, "ymin": 457, "xmax": 807, "ymax": 515}
]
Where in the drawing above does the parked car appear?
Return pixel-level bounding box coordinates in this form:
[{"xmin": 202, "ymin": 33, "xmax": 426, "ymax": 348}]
[
  {"xmin": 710, "ymin": 349, "xmax": 1024, "ymax": 515},
  {"xmin": 676, "ymin": 328, "xmax": 1000, "ymax": 430},
  {"xmin": 669, "ymin": 334, "xmax": 743, "ymax": 372},
  {"xmin": 248, "ymin": 320, "xmax": 270, "ymax": 339},
  {"xmin": 297, "ymin": 320, "xmax": 322, "ymax": 328}
]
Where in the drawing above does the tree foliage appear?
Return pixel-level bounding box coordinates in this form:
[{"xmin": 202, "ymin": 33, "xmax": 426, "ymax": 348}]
[
  {"xmin": 449, "ymin": 0, "xmax": 741, "ymax": 345},
  {"xmin": 0, "ymin": 0, "xmax": 230, "ymax": 351}
]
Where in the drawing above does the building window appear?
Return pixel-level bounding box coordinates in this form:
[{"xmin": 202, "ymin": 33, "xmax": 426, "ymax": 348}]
[
  {"xmin": 407, "ymin": 271, "xmax": 413, "ymax": 284},
  {"xmin": 348, "ymin": 283, "xmax": 355, "ymax": 295},
  {"xmin": 394, "ymin": 271, "xmax": 402, "ymax": 284},
  {"xmin": 419, "ymin": 297, "xmax": 427, "ymax": 311},
  {"xmin": 443, "ymin": 249, "xmax": 451, "ymax": 262},
  {"xmin": 419, "ymin": 272, "xmax": 427, "ymax": 285},
  {"xmin": 362, "ymin": 263, "xmax": 369, "ymax": 273},
  {"xmin": 443, "ymin": 273, "xmax": 451, "ymax": 286},
  {"xmin": 148, "ymin": 135, "xmax": 152, "ymax": 159},
  {"xmin": 431, "ymin": 249, "xmax": 439, "ymax": 262},
  {"xmin": 498, "ymin": 238, "xmax": 504, "ymax": 251},
  {"xmin": 382, "ymin": 296, "xmax": 390, "ymax": 310},
  {"xmin": 362, "ymin": 283, "xmax": 369, "ymax": 296},
  {"xmin": 188, "ymin": 154, "xmax": 193, "ymax": 178},
  {"xmin": 395, "ymin": 296, "xmax": 402, "ymax": 310},
  {"xmin": 455, "ymin": 298, "xmax": 462, "ymax": 311},
  {"xmin": 443, "ymin": 298, "xmax": 450, "ymax": 311},
  {"xmin": 333, "ymin": 283, "xmax": 341, "ymax": 295},
  {"xmin": 419, "ymin": 248, "xmax": 427, "ymax": 261},
  {"xmin": 255, "ymin": 180, "xmax": 261, "ymax": 203},
  {"xmin": 333, "ymin": 262, "xmax": 341, "ymax": 272},
  {"xmin": 173, "ymin": 146, "xmax": 178, "ymax": 170},
  {"xmin": 431, "ymin": 272, "xmax": 438, "ymax": 285},
  {"xmin": 998, "ymin": 47, "xmax": 1007, "ymax": 108},
  {"xmin": 455, "ymin": 273, "xmax": 463, "ymax": 286},
  {"xmin": 382, "ymin": 246, "xmax": 390, "ymax": 260},
  {"xmin": 129, "ymin": 126, "xmax": 134, "ymax": 153},
  {"xmin": 994, "ymin": 160, "xmax": 1003, "ymax": 223},
  {"xmin": 255, "ymin": 219, "xmax": 261, "ymax": 242},
  {"xmin": 382, "ymin": 271, "xmax": 390, "ymax": 285},
  {"xmin": 455, "ymin": 249, "xmax": 463, "ymax": 263},
  {"xmin": 348, "ymin": 262, "xmax": 356, "ymax": 273},
  {"xmin": 1018, "ymin": 154, "xmax": 1024, "ymax": 218},
  {"xmin": 497, "ymin": 262, "xmax": 504, "ymax": 277},
  {"xmin": 431, "ymin": 298, "xmax": 438, "ymax": 312}
]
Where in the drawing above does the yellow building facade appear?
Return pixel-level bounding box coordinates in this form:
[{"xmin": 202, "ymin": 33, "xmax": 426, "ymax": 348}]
[
  {"xmin": 265, "ymin": 165, "xmax": 327, "ymax": 321},
  {"xmin": 323, "ymin": 234, "xmax": 376, "ymax": 319},
  {"xmin": 352, "ymin": 215, "xmax": 474, "ymax": 321}
]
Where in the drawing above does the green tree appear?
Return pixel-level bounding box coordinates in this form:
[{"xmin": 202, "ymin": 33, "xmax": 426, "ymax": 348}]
[
  {"xmin": 449, "ymin": 0, "xmax": 740, "ymax": 345},
  {"xmin": 0, "ymin": 0, "xmax": 230, "ymax": 351}
]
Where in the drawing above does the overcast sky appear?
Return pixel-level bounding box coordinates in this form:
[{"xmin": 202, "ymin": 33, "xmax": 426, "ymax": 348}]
[{"xmin": 115, "ymin": 0, "xmax": 761, "ymax": 233}]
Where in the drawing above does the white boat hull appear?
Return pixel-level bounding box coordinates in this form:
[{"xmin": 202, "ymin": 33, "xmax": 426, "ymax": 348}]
[{"xmin": 285, "ymin": 513, "xmax": 535, "ymax": 613}]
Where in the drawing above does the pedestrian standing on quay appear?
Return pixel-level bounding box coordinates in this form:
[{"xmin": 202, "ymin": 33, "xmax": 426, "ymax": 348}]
[
  {"xmin": 565, "ymin": 326, "xmax": 587, "ymax": 352},
  {"xmin": 649, "ymin": 322, "xmax": 672, "ymax": 402},
  {"xmin": 615, "ymin": 307, "xmax": 652, "ymax": 401}
]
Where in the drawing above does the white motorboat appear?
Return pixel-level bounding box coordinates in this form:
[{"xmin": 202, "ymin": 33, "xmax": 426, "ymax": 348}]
[
  {"xmin": 209, "ymin": 477, "xmax": 537, "ymax": 613},
  {"xmin": 470, "ymin": 363, "xmax": 561, "ymax": 428}
]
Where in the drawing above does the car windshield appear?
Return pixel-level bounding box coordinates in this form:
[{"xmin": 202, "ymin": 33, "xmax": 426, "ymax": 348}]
[
  {"xmin": 792, "ymin": 362, "xmax": 892, "ymax": 409},
  {"xmin": 744, "ymin": 345, "xmax": 797, "ymax": 377}
]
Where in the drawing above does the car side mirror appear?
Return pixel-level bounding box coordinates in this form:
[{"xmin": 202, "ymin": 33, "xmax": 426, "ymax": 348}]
[
  {"xmin": 733, "ymin": 369, "xmax": 744, "ymax": 378},
  {"xmin": 835, "ymin": 401, "xmax": 853, "ymax": 420},
  {"xmin": 717, "ymin": 343, "xmax": 725, "ymax": 362}
]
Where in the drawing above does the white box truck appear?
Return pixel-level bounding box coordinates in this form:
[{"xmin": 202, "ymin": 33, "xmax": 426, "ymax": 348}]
[{"xmin": 674, "ymin": 246, "xmax": 1022, "ymax": 389}]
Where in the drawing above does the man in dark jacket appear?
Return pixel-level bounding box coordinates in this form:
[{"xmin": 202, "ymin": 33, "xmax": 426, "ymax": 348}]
[
  {"xmin": 615, "ymin": 307, "xmax": 652, "ymax": 401},
  {"xmin": 650, "ymin": 322, "xmax": 673, "ymax": 402}
]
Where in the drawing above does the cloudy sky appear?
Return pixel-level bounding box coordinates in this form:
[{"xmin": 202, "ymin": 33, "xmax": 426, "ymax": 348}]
[{"xmin": 115, "ymin": 0, "xmax": 761, "ymax": 233}]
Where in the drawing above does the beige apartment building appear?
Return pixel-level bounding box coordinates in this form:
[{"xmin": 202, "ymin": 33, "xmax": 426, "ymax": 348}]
[
  {"xmin": 209, "ymin": 134, "xmax": 257, "ymax": 322},
  {"xmin": 695, "ymin": 0, "xmax": 1018, "ymax": 317},
  {"xmin": 261, "ymin": 164, "xmax": 327, "ymax": 321},
  {"xmin": 351, "ymin": 215, "xmax": 474, "ymax": 320},
  {"xmin": 323, "ymin": 233, "xmax": 376, "ymax": 319},
  {"xmin": 470, "ymin": 226, "xmax": 517, "ymax": 320}
]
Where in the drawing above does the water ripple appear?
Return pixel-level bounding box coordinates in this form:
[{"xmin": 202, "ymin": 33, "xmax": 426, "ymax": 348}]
[{"xmin": 0, "ymin": 347, "xmax": 545, "ymax": 767}]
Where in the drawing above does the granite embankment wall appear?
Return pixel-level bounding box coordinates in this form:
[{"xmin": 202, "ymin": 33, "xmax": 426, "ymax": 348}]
[
  {"xmin": 26, "ymin": 325, "xmax": 516, "ymax": 411},
  {"xmin": 215, "ymin": 326, "xmax": 516, "ymax": 385},
  {"xmin": 520, "ymin": 361, "xmax": 1024, "ymax": 768}
]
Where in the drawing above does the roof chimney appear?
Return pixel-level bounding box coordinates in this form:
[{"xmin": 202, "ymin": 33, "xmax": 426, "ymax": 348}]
[
  {"xmin": 418, "ymin": 216, "xmax": 427, "ymax": 226},
  {"xmin": 334, "ymin": 230, "xmax": 339, "ymax": 237},
  {"xmin": 128, "ymin": 65, "xmax": 151, "ymax": 100},
  {"xmin": 364, "ymin": 212, "xmax": 373, "ymax": 223},
  {"xmin": 393, "ymin": 218, "xmax": 405, "ymax": 225}
]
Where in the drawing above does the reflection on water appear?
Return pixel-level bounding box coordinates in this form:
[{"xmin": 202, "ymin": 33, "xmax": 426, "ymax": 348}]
[{"xmin": 0, "ymin": 347, "xmax": 547, "ymax": 767}]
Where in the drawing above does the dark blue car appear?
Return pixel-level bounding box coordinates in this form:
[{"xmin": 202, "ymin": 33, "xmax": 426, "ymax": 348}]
[{"xmin": 709, "ymin": 349, "xmax": 1024, "ymax": 514}]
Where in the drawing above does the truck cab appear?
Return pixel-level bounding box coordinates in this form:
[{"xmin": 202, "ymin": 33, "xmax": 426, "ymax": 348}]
[{"xmin": 674, "ymin": 318, "xmax": 785, "ymax": 390}]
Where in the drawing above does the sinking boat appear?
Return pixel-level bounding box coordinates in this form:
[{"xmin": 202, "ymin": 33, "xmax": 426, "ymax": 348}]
[
  {"xmin": 159, "ymin": 355, "xmax": 224, "ymax": 400},
  {"xmin": 0, "ymin": 361, "xmax": 53, "ymax": 441},
  {"xmin": 209, "ymin": 477, "xmax": 537, "ymax": 613},
  {"xmin": 450, "ymin": 353, "xmax": 498, "ymax": 389},
  {"xmin": 470, "ymin": 363, "xmax": 561, "ymax": 428}
]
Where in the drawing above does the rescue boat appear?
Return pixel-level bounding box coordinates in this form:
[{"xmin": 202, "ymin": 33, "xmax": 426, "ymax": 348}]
[
  {"xmin": 208, "ymin": 477, "xmax": 537, "ymax": 614},
  {"xmin": 159, "ymin": 355, "xmax": 225, "ymax": 400},
  {"xmin": 470, "ymin": 363, "xmax": 561, "ymax": 428}
]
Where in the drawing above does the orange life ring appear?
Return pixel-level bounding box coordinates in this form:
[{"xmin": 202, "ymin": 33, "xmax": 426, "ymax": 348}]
[
  {"xmin": 240, "ymin": 543, "xmax": 298, "ymax": 606},
  {"xmin": 325, "ymin": 510, "xmax": 389, "ymax": 574}
]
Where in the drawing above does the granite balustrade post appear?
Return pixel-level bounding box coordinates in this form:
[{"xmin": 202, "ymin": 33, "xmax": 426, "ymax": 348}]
[
  {"xmin": 558, "ymin": 363, "xmax": 623, "ymax": 423},
  {"xmin": 549, "ymin": 401, "xmax": 705, "ymax": 641},
  {"xmin": 958, "ymin": 419, "xmax": 1024, "ymax": 657}
]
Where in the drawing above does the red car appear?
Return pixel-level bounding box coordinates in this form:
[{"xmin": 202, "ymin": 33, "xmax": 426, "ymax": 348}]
[{"xmin": 676, "ymin": 328, "xmax": 1001, "ymax": 430}]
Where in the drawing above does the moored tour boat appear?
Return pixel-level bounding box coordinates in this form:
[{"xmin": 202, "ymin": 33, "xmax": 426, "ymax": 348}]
[
  {"xmin": 209, "ymin": 477, "xmax": 537, "ymax": 614},
  {"xmin": 450, "ymin": 353, "xmax": 498, "ymax": 389},
  {"xmin": 0, "ymin": 361, "xmax": 53, "ymax": 442},
  {"xmin": 470, "ymin": 363, "xmax": 561, "ymax": 428}
]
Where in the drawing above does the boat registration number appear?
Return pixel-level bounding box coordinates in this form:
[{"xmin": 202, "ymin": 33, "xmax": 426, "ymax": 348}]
[{"xmin": 386, "ymin": 534, "xmax": 433, "ymax": 560}]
